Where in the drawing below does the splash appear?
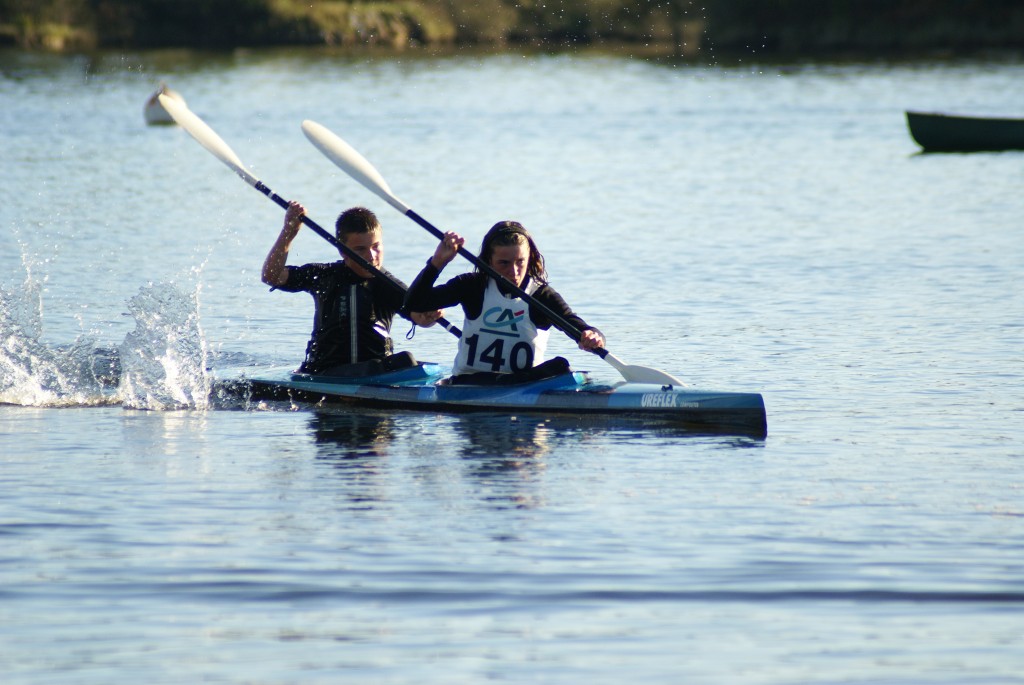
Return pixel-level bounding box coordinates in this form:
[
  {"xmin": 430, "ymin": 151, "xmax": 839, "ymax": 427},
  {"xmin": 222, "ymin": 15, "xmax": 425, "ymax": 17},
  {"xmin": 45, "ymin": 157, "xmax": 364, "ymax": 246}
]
[
  {"xmin": 1, "ymin": 281, "xmax": 211, "ymax": 410},
  {"xmin": 118, "ymin": 283, "xmax": 210, "ymax": 411},
  {"xmin": 0, "ymin": 283, "xmax": 116, "ymax": 406}
]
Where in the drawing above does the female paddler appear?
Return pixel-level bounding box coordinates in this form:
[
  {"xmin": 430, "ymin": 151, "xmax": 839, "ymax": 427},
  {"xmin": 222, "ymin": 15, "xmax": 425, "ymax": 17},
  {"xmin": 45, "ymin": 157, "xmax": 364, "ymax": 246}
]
[{"xmin": 404, "ymin": 221, "xmax": 605, "ymax": 383}]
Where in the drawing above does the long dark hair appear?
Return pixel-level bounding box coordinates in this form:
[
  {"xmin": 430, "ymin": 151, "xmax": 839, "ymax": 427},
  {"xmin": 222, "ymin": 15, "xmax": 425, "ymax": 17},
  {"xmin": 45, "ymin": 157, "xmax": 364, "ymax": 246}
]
[{"xmin": 477, "ymin": 221, "xmax": 547, "ymax": 284}]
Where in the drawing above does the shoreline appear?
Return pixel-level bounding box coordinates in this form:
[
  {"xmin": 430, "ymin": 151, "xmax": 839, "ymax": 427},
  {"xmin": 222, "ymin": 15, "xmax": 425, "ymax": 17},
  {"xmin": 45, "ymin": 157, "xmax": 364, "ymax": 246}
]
[
  {"xmin": 2, "ymin": 37, "xmax": 1021, "ymax": 67},
  {"xmin": 2, "ymin": 1, "xmax": 1022, "ymax": 59}
]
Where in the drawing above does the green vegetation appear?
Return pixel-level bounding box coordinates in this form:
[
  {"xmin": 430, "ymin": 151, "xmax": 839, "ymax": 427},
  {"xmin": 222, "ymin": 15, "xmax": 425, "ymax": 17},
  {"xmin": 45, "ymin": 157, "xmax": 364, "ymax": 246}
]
[
  {"xmin": 1, "ymin": 0, "xmax": 1021, "ymax": 56},
  {"xmin": 0, "ymin": 0, "xmax": 97, "ymax": 49},
  {"xmin": 706, "ymin": 0, "xmax": 1024, "ymax": 55}
]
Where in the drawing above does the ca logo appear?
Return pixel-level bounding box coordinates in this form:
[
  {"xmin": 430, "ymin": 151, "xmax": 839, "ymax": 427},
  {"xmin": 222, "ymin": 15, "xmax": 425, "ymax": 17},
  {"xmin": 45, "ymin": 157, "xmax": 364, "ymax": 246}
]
[{"xmin": 482, "ymin": 307, "xmax": 525, "ymax": 337}]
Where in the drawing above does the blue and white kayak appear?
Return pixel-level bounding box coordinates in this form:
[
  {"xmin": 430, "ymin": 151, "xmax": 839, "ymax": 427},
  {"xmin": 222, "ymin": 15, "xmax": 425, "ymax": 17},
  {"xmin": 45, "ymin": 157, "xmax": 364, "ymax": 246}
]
[{"xmin": 238, "ymin": 363, "xmax": 768, "ymax": 437}]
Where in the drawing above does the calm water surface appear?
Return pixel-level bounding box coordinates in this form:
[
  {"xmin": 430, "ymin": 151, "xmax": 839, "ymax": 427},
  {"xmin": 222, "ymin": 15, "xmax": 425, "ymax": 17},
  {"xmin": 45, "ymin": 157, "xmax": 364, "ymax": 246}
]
[{"xmin": 1, "ymin": 47, "xmax": 1022, "ymax": 683}]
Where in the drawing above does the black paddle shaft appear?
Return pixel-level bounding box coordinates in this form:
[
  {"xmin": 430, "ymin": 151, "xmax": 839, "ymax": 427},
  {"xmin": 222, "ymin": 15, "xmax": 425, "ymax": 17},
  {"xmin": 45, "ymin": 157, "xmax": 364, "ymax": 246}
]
[
  {"xmin": 253, "ymin": 181, "xmax": 461, "ymax": 338},
  {"xmin": 404, "ymin": 208, "xmax": 608, "ymax": 360}
]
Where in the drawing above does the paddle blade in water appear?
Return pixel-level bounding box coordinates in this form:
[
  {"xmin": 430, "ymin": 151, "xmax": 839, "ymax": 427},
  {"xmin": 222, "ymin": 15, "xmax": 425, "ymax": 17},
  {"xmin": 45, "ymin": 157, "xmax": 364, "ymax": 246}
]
[{"xmin": 602, "ymin": 351, "xmax": 686, "ymax": 386}]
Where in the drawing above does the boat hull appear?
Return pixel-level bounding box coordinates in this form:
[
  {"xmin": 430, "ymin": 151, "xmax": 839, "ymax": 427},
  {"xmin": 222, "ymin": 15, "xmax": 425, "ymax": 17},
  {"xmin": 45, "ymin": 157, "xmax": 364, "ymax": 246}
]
[
  {"xmin": 906, "ymin": 111, "xmax": 1024, "ymax": 152},
  {"xmin": 235, "ymin": 364, "xmax": 768, "ymax": 437}
]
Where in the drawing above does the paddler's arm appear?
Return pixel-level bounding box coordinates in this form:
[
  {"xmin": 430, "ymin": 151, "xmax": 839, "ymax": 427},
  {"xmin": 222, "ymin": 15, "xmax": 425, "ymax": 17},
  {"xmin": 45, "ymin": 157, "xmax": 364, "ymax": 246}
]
[
  {"xmin": 430, "ymin": 231, "xmax": 465, "ymax": 271},
  {"xmin": 577, "ymin": 328, "xmax": 606, "ymax": 352},
  {"xmin": 533, "ymin": 286, "xmax": 606, "ymax": 352},
  {"xmin": 404, "ymin": 230, "xmax": 468, "ymax": 312},
  {"xmin": 382, "ymin": 270, "xmax": 444, "ymax": 328},
  {"xmin": 409, "ymin": 310, "xmax": 444, "ymax": 328},
  {"xmin": 261, "ymin": 201, "xmax": 305, "ymax": 287}
]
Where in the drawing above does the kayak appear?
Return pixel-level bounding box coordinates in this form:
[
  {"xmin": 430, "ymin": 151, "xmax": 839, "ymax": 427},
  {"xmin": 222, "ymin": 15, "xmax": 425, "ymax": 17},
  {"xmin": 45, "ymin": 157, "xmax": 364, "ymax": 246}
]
[
  {"xmin": 906, "ymin": 110, "xmax": 1024, "ymax": 152},
  {"xmin": 235, "ymin": 363, "xmax": 768, "ymax": 437}
]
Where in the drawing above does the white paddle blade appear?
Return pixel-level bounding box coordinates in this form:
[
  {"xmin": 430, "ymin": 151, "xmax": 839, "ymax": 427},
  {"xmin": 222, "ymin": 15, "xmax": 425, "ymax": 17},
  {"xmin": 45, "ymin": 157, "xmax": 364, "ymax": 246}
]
[
  {"xmin": 603, "ymin": 351, "xmax": 686, "ymax": 386},
  {"xmin": 157, "ymin": 94, "xmax": 258, "ymax": 188},
  {"xmin": 301, "ymin": 120, "xmax": 410, "ymax": 214}
]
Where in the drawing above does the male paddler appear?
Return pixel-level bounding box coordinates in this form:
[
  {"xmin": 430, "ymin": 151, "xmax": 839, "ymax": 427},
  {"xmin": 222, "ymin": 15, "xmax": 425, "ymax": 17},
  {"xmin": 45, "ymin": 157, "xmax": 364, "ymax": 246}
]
[{"xmin": 262, "ymin": 201, "xmax": 443, "ymax": 376}]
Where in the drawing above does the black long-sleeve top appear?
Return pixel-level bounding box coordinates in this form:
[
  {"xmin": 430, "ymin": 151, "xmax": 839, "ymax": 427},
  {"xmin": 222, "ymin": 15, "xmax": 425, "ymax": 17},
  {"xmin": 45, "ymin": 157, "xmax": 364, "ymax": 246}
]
[
  {"xmin": 276, "ymin": 261, "xmax": 409, "ymax": 372},
  {"xmin": 404, "ymin": 260, "xmax": 599, "ymax": 341}
]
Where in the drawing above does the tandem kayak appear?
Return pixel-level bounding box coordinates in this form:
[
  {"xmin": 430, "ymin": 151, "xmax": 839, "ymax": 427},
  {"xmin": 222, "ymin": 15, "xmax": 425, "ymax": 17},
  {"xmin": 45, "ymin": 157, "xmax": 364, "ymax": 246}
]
[
  {"xmin": 906, "ymin": 110, "xmax": 1024, "ymax": 152},
  {"xmin": 234, "ymin": 363, "xmax": 768, "ymax": 437}
]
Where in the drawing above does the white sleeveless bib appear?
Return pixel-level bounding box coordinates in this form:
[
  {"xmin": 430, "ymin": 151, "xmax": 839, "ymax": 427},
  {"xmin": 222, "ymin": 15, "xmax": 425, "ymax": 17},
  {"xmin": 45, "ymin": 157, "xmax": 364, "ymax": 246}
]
[{"xmin": 453, "ymin": 277, "xmax": 549, "ymax": 375}]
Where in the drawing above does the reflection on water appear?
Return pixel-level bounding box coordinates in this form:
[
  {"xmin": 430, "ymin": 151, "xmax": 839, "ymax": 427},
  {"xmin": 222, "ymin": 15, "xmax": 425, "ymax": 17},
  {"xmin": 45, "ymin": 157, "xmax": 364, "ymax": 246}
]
[
  {"xmin": 455, "ymin": 414, "xmax": 554, "ymax": 459},
  {"xmin": 453, "ymin": 415, "xmax": 554, "ymax": 510},
  {"xmin": 309, "ymin": 411, "xmax": 397, "ymax": 509},
  {"xmin": 310, "ymin": 410, "xmax": 395, "ymax": 460}
]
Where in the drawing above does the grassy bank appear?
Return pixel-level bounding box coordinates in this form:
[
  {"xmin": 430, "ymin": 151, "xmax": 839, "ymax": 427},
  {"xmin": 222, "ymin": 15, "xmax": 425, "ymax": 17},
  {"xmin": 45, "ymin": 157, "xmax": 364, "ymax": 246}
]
[{"xmin": 1, "ymin": 0, "xmax": 1022, "ymax": 57}]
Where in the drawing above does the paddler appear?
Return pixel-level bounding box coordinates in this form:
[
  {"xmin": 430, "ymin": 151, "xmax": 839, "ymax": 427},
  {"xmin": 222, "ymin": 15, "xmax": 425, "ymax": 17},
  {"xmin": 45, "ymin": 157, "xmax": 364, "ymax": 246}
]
[
  {"xmin": 404, "ymin": 220, "xmax": 605, "ymax": 384},
  {"xmin": 262, "ymin": 201, "xmax": 443, "ymax": 376}
]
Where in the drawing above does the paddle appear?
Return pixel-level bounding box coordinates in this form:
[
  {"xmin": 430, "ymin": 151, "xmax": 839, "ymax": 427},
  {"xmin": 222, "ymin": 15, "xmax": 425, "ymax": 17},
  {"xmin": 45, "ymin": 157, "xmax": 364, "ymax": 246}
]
[
  {"xmin": 300, "ymin": 119, "xmax": 685, "ymax": 386},
  {"xmin": 156, "ymin": 94, "xmax": 460, "ymax": 338}
]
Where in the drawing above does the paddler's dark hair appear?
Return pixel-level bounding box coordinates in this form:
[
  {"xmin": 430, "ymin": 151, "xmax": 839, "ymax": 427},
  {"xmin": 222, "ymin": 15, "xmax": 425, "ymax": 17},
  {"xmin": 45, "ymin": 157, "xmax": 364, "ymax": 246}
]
[
  {"xmin": 335, "ymin": 207, "xmax": 381, "ymax": 244},
  {"xmin": 478, "ymin": 221, "xmax": 547, "ymax": 284}
]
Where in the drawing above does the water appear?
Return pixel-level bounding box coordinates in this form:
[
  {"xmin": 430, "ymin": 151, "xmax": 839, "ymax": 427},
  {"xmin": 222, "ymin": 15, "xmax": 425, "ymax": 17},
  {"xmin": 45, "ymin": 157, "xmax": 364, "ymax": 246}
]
[{"xmin": 2, "ymin": 47, "xmax": 1023, "ymax": 683}]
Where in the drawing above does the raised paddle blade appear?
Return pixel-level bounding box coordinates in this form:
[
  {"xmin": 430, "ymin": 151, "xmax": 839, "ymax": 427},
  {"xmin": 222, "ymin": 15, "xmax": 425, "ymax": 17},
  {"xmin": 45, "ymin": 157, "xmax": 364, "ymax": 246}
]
[
  {"xmin": 600, "ymin": 351, "xmax": 687, "ymax": 386},
  {"xmin": 155, "ymin": 100, "xmax": 461, "ymax": 341},
  {"xmin": 157, "ymin": 94, "xmax": 259, "ymax": 188},
  {"xmin": 301, "ymin": 120, "xmax": 411, "ymax": 215}
]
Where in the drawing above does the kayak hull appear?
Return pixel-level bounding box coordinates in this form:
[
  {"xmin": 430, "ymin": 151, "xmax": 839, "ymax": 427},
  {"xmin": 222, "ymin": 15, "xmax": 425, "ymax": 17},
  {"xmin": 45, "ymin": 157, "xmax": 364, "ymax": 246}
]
[
  {"xmin": 236, "ymin": 364, "xmax": 768, "ymax": 437},
  {"xmin": 906, "ymin": 110, "xmax": 1024, "ymax": 152}
]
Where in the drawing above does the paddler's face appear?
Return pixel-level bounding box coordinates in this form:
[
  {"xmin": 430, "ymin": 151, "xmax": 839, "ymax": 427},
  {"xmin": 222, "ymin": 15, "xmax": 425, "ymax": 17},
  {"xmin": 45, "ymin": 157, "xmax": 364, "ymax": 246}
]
[
  {"xmin": 342, "ymin": 229, "xmax": 383, "ymax": 278},
  {"xmin": 489, "ymin": 243, "xmax": 530, "ymax": 287}
]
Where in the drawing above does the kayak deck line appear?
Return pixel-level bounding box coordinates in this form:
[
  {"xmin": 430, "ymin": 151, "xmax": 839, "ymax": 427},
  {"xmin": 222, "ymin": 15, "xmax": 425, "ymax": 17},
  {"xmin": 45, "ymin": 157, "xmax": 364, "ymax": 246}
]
[{"xmin": 223, "ymin": 363, "xmax": 768, "ymax": 438}]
